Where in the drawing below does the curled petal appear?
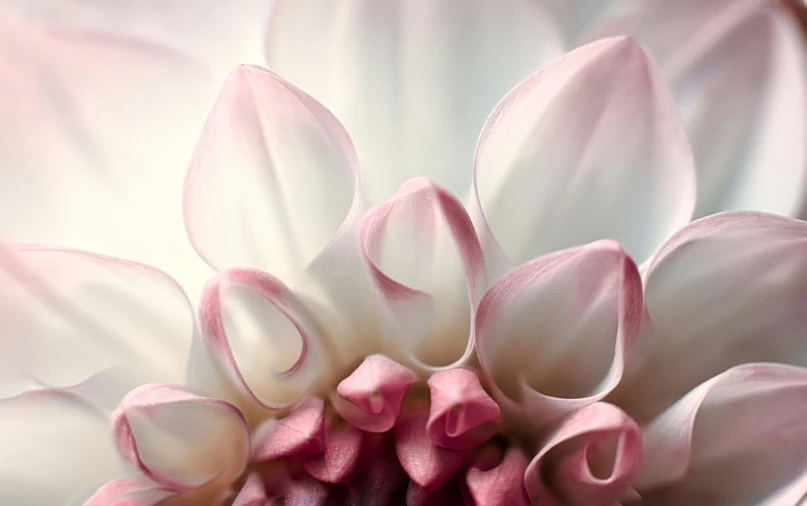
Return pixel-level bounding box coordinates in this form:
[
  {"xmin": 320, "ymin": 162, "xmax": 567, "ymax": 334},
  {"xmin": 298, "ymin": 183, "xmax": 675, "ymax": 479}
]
[
  {"xmin": 266, "ymin": 0, "xmax": 563, "ymax": 203},
  {"xmin": 524, "ymin": 403, "xmax": 642, "ymax": 506},
  {"xmin": 111, "ymin": 384, "xmax": 249, "ymax": 491},
  {"xmin": 252, "ymin": 398, "xmax": 325, "ymax": 462},
  {"xmin": 426, "ymin": 368, "xmax": 500, "ymax": 449},
  {"xmin": 0, "ymin": 245, "xmax": 195, "ymax": 405},
  {"xmin": 361, "ymin": 178, "xmax": 486, "ymax": 369},
  {"xmin": 616, "ymin": 212, "xmax": 807, "ymax": 420},
  {"xmin": 302, "ymin": 422, "xmax": 363, "ymax": 484},
  {"xmin": 476, "ymin": 240, "xmax": 648, "ymax": 429},
  {"xmin": 635, "ymin": 364, "xmax": 807, "ymax": 506},
  {"xmin": 473, "ymin": 36, "xmax": 695, "ymax": 267},
  {"xmin": 82, "ymin": 478, "xmax": 176, "ymax": 506},
  {"xmin": 466, "ymin": 447, "xmax": 530, "ymax": 506},
  {"xmin": 184, "ymin": 64, "xmax": 360, "ymax": 280},
  {"xmin": 394, "ymin": 407, "xmax": 465, "ymax": 491},
  {"xmin": 333, "ymin": 355, "xmax": 416, "ymax": 433},
  {"xmin": 198, "ymin": 268, "xmax": 324, "ymax": 411}
]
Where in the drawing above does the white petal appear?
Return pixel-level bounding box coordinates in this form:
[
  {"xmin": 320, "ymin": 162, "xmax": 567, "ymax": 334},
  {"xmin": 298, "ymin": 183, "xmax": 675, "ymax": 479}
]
[
  {"xmin": 266, "ymin": 0, "xmax": 564, "ymax": 203},
  {"xmin": 586, "ymin": 1, "xmax": 807, "ymax": 217},
  {"xmin": 635, "ymin": 364, "xmax": 807, "ymax": 506},
  {"xmin": 475, "ymin": 240, "xmax": 649, "ymax": 429},
  {"xmin": 0, "ymin": 7, "xmax": 215, "ymax": 294},
  {"xmin": 0, "ymin": 245, "xmax": 196, "ymax": 404},
  {"xmin": 473, "ymin": 36, "xmax": 695, "ymax": 268},
  {"xmin": 614, "ymin": 212, "xmax": 807, "ymax": 421},
  {"xmin": 0, "ymin": 391, "xmax": 123, "ymax": 505},
  {"xmin": 184, "ymin": 64, "xmax": 361, "ymax": 283}
]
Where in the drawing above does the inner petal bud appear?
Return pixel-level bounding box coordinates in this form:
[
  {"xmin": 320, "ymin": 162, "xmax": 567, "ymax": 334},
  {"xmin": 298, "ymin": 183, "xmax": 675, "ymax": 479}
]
[
  {"xmin": 427, "ymin": 368, "xmax": 501, "ymax": 449},
  {"xmin": 251, "ymin": 398, "xmax": 325, "ymax": 462}
]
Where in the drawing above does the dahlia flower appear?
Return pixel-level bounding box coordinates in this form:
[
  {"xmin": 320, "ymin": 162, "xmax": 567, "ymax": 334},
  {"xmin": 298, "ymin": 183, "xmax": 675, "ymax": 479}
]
[{"xmin": 2, "ymin": 24, "xmax": 807, "ymax": 504}]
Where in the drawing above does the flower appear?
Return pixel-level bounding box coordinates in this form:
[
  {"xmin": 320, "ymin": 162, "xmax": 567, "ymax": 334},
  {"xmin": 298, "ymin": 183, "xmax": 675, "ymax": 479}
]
[{"xmin": 3, "ymin": 30, "xmax": 807, "ymax": 505}]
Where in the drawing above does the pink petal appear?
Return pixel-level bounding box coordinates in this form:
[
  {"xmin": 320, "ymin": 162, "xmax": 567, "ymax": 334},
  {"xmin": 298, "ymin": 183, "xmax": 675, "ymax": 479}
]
[
  {"xmin": 586, "ymin": 1, "xmax": 807, "ymax": 218},
  {"xmin": 232, "ymin": 473, "xmax": 269, "ymax": 506},
  {"xmin": 394, "ymin": 406, "xmax": 465, "ymax": 491},
  {"xmin": 475, "ymin": 240, "xmax": 648, "ymax": 430},
  {"xmin": 614, "ymin": 212, "xmax": 807, "ymax": 421},
  {"xmin": 198, "ymin": 267, "xmax": 322, "ymax": 411},
  {"xmin": 82, "ymin": 478, "xmax": 176, "ymax": 506},
  {"xmin": 473, "ymin": 36, "xmax": 695, "ymax": 268},
  {"xmin": 111, "ymin": 384, "xmax": 249, "ymax": 491},
  {"xmin": 635, "ymin": 364, "xmax": 807, "ymax": 505},
  {"xmin": 282, "ymin": 476, "xmax": 328, "ymax": 506},
  {"xmin": 302, "ymin": 422, "xmax": 363, "ymax": 484},
  {"xmin": 184, "ymin": 64, "xmax": 360, "ymax": 279},
  {"xmin": 333, "ymin": 355, "xmax": 416, "ymax": 433},
  {"xmin": 524, "ymin": 403, "xmax": 642, "ymax": 506},
  {"xmin": 361, "ymin": 178, "xmax": 486, "ymax": 369},
  {"xmin": 266, "ymin": 0, "xmax": 563, "ymax": 203},
  {"xmin": 0, "ymin": 245, "xmax": 195, "ymax": 405},
  {"xmin": 0, "ymin": 390, "xmax": 123, "ymax": 505},
  {"xmin": 252, "ymin": 398, "xmax": 325, "ymax": 462},
  {"xmin": 426, "ymin": 368, "xmax": 500, "ymax": 449},
  {"xmin": 346, "ymin": 433, "xmax": 408, "ymax": 506},
  {"xmin": 466, "ymin": 447, "xmax": 530, "ymax": 506}
]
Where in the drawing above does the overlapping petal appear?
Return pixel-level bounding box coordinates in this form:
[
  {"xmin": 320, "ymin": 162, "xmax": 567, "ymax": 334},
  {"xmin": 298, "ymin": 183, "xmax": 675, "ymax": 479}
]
[
  {"xmin": 635, "ymin": 364, "xmax": 807, "ymax": 505},
  {"xmin": 266, "ymin": 0, "xmax": 564, "ymax": 202},
  {"xmin": 473, "ymin": 36, "xmax": 696, "ymax": 268},
  {"xmin": 614, "ymin": 212, "xmax": 807, "ymax": 420},
  {"xmin": 184, "ymin": 64, "xmax": 361, "ymax": 282},
  {"xmin": 475, "ymin": 240, "xmax": 647, "ymax": 428}
]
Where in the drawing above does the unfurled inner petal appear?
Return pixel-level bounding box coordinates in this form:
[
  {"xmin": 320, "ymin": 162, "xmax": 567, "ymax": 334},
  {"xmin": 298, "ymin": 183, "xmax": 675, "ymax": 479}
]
[{"xmin": 426, "ymin": 368, "xmax": 500, "ymax": 449}]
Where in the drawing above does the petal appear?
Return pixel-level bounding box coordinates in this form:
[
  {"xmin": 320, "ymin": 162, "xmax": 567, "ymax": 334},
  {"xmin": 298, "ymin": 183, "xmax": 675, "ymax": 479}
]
[
  {"xmin": 198, "ymin": 268, "xmax": 325, "ymax": 412},
  {"xmin": 0, "ymin": 245, "xmax": 195, "ymax": 404},
  {"xmin": 333, "ymin": 355, "xmax": 416, "ymax": 433},
  {"xmin": 541, "ymin": 0, "xmax": 620, "ymax": 43},
  {"xmin": 252, "ymin": 399, "xmax": 325, "ymax": 462},
  {"xmin": 111, "ymin": 384, "xmax": 249, "ymax": 491},
  {"xmin": 0, "ymin": 391, "xmax": 123, "ymax": 505},
  {"xmin": 82, "ymin": 478, "xmax": 177, "ymax": 506},
  {"xmin": 426, "ymin": 368, "xmax": 500, "ymax": 450},
  {"xmin": 266, "ymin": 0, "xmax": 564, "ymax": 203},
  {"xmin": 302, "ymin": 422, "xmax": 363, "ymax": 484},
  {"xmin": 473, "ymin": 36, "xmax": 696, "ymax": 267},
  {"xmin": 615, "ymin": 212, "xmax": 807, "ymax": 420},
  {"xmin": 635, "ymin": 364, "xmax": 807, "ymax": 506},
  {"xmin": 587, "ymin": 2, "xmax": 807, "ymax": 218},
  {"xmin": 361, "ymin": 178, "xmax": 486, "ymax": 369},
  {"xmin": 466, "ymin": 447, "xmax": 530, "ymax": 506},
  {"xmin": 184, "ymin": 64, "xmax": 361, "ymax": 281},
  {"xmin": 475, "ymin": 240, "xmax": 648, "ymax": 429},
  {"xmin": 0, "ymin": 7, "xmax": 214, "ymax": 293},
  {"xmin": 232, "ymin": 473, "xmax": 269, "ymax": 506},
  {"xmin": 524, "ymin": 403, "xmax": 642, "ymax": 506}
]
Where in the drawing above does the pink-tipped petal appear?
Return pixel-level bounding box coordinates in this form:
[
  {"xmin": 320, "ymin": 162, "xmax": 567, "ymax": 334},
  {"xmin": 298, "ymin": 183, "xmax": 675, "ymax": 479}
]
[
  {"xmin": 616, "ymin": 212, "xmax": 807, "ymax": 420},
  {"xmin": 475, "ymin": 240, "xmax": 648, "ymax": 430},
  {"xmin": 524, "ymin": 403, "xmax": 642, "ymax": 506},
  {"xmin": 184, "ymin": 64, "xmax": 360, "ymax": 280},
  {"xmin": 232, "ymin": 473, "xmax": 269, "ymax": 506},
  {"xmin": 0, "ymin": 245, "xmax": 195, "ymax": 405},
  {"xmin": 634, "ymin": 364, "xmax": 807, "ymax": 506},
  {"xmin": 466, "ymin": 447, "xmax": 530, "ymax": 506},
  {"xmin": 266, "ymin": 0, "xmax": 563, "ymax": 203},
  {"xmin": 282, "ymin": 476, "xmax": 328, "ymax": 506},
  {"xmin": 111, "ymin": 384, "xmax": 249, "ymax": 491},
  {"xmin": 334, "ymin": 355, "xmax": 417, "ymax": 433},
  {"xmin": 82, "ymin": 478, "xmax": 176, "ymax": 506},
  {"xmin": 361, "ymin": 178, "xmax": 486, "ymax": 369},
  {"xmin": 198, "ymin": 268, "xmax": 322, "ymax": 411},
  {"xmin": 394, "ymin": 407, "xmax": 465, "ymax": 491},
  {"xmin": 426, "ymin": 368, "xmax": 500, "ymax": 449},
  {"xmin": 252, "ymin": 398, "xmax": 325, "ymax": 462},
  {"xmin": 302, "ymin": 422, "xmax": 363, "ymax": 484},
  {"xmin": 473, "ymin": 36, "xmax": 695, "ymax": 268}
]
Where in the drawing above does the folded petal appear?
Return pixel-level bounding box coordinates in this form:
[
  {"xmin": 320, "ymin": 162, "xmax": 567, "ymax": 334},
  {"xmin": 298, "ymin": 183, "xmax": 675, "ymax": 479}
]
[
  {"xmin": 473, "ymin": 36, "xmax": 695, "ymax": 268},
  {"xmin": 198, "ymin": 268, "xmax": 325, "ymax": 412},
  {"xmin": 635, "ymin": 364, "xmax": 807, "ymax": 506},
  {"xmin": 475, "ymin": 240, "xmax": 647, "ymax": 429},
  {"xmin": 266, "ymin": 0, "xmax": 564, "ymax": 203},
  {"xmin": 81, "ymin": 478, "xmax": 177, "ymax": 506},
  {"xmin": 361, "ymin": 178, "xmax": 486, "ymax": 369},
  {"xmin": 0, "ymin": 391, "xmax": 123, "ymax": 505},
  {"xmin": 184, "ymin": 64, "xmax": 361, "ymax": 282},
  {"xmin": 586, "ymin": 1, "xmax": 807, "ymax": 218},
  {"xmin": 111, "ymin": 384, "xmax": 249, "ymax": 491},
  {"xmin": 524, "ymin": 402, "xmax": 642, "ymax": 506},
  {"xmin": 0, "ymin": 245, "xmax": 195, "ymax": 404},
  {"xmin": 615, "ymin": 212, "xmax": 807, "ymax": 420},
  {"xmin": 252, "ymin": 398, "xmax": 325, "ymax": 462},
  {"xmin": 466, "ymin": 447, "xmax": 530, "ymax": 506}
]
